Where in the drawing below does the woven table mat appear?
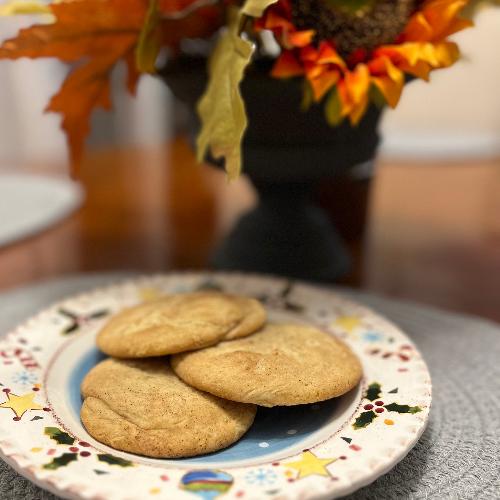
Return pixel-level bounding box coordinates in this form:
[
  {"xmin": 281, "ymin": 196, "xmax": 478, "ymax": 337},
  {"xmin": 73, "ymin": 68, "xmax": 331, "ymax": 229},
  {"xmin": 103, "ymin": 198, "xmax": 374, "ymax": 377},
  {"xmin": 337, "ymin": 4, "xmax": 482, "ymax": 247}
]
[{"xmin": 0, "ymin": 273, "xmax": 499, "ymax": 499}]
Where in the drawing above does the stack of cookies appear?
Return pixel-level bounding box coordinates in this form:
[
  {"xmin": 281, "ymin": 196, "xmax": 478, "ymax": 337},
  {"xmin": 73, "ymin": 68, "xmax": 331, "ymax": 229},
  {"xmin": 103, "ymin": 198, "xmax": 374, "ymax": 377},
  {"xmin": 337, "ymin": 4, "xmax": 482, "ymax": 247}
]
[{"xmin": 81, "ymin": 292, "xmax": 362, "ymax": 458}]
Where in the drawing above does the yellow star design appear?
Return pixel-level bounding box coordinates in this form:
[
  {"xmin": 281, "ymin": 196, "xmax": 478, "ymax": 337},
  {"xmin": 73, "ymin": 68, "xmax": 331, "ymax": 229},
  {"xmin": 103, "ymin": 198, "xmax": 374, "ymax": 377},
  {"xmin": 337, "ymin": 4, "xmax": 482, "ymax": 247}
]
[
  {"xmin": 0, "ymin": 392, "xmax": 43, "ymax": 419},
  {"xmin": 333, "ymin": 316, "xmax": 362, "ymax": 333},
  {"xmin": 285, "ymin": 451, "xmax": 336, "ymax": 479},
  {"xmin": 138, "ymin": 287, "xmax": 164, "ymax": 302}
]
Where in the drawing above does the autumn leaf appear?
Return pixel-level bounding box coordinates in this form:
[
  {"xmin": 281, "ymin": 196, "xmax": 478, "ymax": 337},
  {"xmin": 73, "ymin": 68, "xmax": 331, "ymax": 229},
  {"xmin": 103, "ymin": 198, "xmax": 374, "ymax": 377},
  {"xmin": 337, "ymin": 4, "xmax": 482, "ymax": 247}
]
[
  {"xmin": 160, "ymin": 5, "xmax": 223, "ymax": 48},
  {"xmin": 0, "ymin": 0, "xmax": 148, "ymax": 172},
  {"xmin": 196, "ymin": 0, "xmax": 278, "ymax": 179},
  {"xmin": 196, "ymin": 15, "xmax": 253, "ymax": 180}
]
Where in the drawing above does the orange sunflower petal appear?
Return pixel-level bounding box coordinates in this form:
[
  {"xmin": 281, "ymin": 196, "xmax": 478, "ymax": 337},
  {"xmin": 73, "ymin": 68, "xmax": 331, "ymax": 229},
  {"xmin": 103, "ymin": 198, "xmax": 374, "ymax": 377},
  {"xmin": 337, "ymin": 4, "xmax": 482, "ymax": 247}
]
[
  {"xmin": 424, "ymin": 0, "xmax": 469, "ymax": 38},
  {"xmin": 288, "ymin": 30, "xmax": 315, "ymax": 47},
  {"xmin": 399, "ymin": 59, "xmax": 432, "ymax": 80},
  {"xmin": 309, "ymin": 69, "xmax": 340, "ymax": 101},
  {"xmin": 369, "ymin": 56, "xmax": 404, "ymax": 108},
  {"xmin": 404, "ymin": 0, "xmax": 470, "ymax": 42},
  {"xmin": 336, "ymin": 78, "xmax": 368, "ymax": 126},
  {"xmin": 404, "ymin": 11, "xmax": 434, "ymax": 41},
  {"xmin": 317, "ymin": 41, "xmax": 346, "ymax": 68},
  {"xmin": 271, "ymin": 50, "xmax": 304, "ymax": 78},
  {"xmin": 344, "ymin": 63, "xmax": 370, "ymax": 105},
  {"xmin": 349, "ymin": 95, "xmax": 369, "ymax": 125},
  {"xmin": 263, "ymin": 9, "xmax": 295, "ymax": 31}
]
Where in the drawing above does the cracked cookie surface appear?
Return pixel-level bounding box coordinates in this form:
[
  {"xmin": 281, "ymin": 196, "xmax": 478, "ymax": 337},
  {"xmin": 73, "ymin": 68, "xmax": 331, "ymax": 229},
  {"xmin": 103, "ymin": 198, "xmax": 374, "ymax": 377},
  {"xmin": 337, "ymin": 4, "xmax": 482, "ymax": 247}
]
[
  {"xmin": 96, "ymin": 292, "xmax": 266, "ymax": 358},
  {"xmin": 81, "ymin": 358, "xmax": 257, "ymax": 457},
  {"xmin": 171, "ymin": 323, "xmax": 362, "ymax": 407}
]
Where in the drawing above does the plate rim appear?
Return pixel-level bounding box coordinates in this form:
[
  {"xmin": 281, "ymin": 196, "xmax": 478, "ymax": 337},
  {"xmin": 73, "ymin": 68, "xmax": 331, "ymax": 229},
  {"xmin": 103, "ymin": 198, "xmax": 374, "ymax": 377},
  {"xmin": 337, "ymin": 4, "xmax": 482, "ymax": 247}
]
[{"xmin": 0, "ymin": 271, "xmax": 432, "ymax": 500}]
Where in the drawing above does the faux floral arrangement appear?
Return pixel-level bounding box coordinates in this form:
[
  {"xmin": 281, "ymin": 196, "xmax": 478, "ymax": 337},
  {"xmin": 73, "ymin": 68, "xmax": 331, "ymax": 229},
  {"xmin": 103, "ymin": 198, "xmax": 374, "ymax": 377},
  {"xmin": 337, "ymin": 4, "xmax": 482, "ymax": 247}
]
[{"xmin": 0, "ymin": 0, "xmax": 475, "ymax": 178}]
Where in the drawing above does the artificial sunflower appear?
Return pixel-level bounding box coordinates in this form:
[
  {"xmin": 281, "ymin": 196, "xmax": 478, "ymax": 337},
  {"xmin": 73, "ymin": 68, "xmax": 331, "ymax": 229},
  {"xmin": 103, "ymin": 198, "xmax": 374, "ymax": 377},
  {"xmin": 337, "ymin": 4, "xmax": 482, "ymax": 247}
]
[{"xmin": 255, "ymin": 0, "xmax": 472, "ymax": 125}]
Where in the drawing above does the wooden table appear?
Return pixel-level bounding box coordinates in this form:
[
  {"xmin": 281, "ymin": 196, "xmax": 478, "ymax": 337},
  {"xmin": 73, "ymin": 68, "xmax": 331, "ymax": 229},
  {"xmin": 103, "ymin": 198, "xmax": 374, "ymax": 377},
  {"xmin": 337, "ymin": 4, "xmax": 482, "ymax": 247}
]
[{"xmin": 1, "ymin": 137, "xmax": 500, "ymax": 322}]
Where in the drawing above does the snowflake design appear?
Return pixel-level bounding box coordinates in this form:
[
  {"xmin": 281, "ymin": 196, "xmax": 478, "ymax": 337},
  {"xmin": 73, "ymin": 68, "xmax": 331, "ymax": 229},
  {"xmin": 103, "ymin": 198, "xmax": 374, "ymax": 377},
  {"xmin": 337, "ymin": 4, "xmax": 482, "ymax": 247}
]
[
  {"xmin": 362, "ymin": 331, "xmax": 384, "ymax": 343},
  {"xmin": 245, "ymin": 468, "xmax": 278, "ymax": 486},
  {"xmin": 11, "ymin": 371, "xmax": 38, "ymax": 386}
]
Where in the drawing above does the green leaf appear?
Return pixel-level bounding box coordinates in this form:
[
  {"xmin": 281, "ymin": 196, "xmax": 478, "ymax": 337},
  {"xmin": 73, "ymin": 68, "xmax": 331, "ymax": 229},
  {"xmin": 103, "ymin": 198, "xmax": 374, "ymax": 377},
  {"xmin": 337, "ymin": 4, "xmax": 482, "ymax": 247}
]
[
  {"xmin": 43, "ymin": 453, "xmax": 78, "ymax": 470},
  {"xmin": 136, "ymin": 0, "xmax": 160, "ymax": 73},
  {"xmin": 369, "ymin": 84, "xmax": 387, "ymax": 109},
  {"xmin": 97, "ymin": 454, "xmax": 134, "ymax": 467},
  {"xmin": 196, "ymin": 15, "xmax": 252, "ymax": 180},
  {"xmin": 301, "ymin": 81, "xmax": 314, "ymax": 112},
  {"xmin": 325, "ymin": 88, "xmax": 344, "ymax": 126},
  {"xmin": 384, "ymin": 403, "xmax": 423, "ymax": 414},
  {"xmin": 353, "ymin": 410, "xmax": 377, "ymax": 429},
  {"xmin": 44, "ymin": 427, "xmax": 75, "ymax": 446},
  {"xmin": 241, "ymin": 0, "xmax": 278, "ymax": 17},
  {"xmin": 365, "ymin": 382, "xmax": 382, "ymax": 402}
]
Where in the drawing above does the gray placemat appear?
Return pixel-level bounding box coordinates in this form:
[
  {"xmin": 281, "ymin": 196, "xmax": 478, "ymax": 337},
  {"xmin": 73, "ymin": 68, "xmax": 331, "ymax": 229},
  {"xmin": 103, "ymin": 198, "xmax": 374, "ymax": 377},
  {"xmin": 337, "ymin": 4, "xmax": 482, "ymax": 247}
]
[{"xmin": 0, "ymin": 273, "xmax": 499, "ymax": 500}]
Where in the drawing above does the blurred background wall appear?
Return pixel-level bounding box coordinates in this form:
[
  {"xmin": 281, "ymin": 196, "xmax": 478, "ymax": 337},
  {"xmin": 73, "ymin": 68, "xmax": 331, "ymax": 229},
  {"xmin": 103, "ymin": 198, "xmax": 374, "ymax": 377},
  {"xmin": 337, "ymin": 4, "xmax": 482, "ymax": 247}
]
[{"xmin": 0, "ymin": 7, "xmax": 498, "ymax": 168}]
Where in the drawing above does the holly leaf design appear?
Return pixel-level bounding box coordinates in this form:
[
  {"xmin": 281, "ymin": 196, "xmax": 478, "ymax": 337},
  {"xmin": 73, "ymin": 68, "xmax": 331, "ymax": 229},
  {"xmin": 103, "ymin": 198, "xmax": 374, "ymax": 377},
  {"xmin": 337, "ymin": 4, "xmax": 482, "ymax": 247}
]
[
  {"xmin": 43, "ymin": 452, "xmax": 78, "ymax": 470},
  {"xmin": 365, "ymin": 382, "xmax": 382, "ymax": 402},
  {"xmin": 97, "ymin": 454, "xmax": 134, "ymax": 467},
  {"xmin": 44, "ymin": 427, "xmax": 75, "ymax": 446},
  {"xmin": 353, "ymin": 410, "xmax": 377, "ymax": 429},
  {"xmin": 384, "ymin": 403, "xmax": 422, "ymax": 414}
]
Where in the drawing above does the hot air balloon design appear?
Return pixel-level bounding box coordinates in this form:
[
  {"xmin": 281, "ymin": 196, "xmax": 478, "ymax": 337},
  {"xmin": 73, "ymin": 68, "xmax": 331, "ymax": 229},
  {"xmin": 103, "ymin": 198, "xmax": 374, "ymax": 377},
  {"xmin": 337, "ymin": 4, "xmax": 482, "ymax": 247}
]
[{"xmin": 180, "ymin": 470, "xmax": 234, "ymax": 499}]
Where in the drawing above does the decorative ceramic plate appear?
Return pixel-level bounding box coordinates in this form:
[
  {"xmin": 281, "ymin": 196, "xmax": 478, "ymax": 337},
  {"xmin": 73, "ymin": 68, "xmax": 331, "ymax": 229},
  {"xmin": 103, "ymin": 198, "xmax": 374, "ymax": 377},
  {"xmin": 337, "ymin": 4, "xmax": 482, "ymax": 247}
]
[{"xmin": 0, "ymin": 273, "xmax": 431, "ymax": 500}]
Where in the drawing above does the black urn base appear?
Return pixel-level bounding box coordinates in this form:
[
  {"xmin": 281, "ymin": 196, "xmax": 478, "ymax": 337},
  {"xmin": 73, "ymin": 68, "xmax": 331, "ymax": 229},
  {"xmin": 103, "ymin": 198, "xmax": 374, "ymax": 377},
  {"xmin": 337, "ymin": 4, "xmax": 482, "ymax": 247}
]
[{"xmin": 212, "ymin": 182, "xmax": 350, "ymax": 282}]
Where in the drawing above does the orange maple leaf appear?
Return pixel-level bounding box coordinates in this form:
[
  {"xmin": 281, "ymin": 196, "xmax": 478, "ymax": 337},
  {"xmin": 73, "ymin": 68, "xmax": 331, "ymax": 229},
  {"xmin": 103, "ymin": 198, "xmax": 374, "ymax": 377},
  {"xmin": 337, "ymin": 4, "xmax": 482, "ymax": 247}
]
[{"xmin": 0, "ymin": 0, "xmax": 147, "ymax": 172}]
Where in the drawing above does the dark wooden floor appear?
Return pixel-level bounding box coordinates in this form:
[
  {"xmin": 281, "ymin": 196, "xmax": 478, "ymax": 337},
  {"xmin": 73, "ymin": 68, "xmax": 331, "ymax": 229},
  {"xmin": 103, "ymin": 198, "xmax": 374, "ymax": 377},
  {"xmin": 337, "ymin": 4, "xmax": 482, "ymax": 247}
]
[{"xmin": 1, "ymin": 138, "xmax": 499, "ymax": 322}]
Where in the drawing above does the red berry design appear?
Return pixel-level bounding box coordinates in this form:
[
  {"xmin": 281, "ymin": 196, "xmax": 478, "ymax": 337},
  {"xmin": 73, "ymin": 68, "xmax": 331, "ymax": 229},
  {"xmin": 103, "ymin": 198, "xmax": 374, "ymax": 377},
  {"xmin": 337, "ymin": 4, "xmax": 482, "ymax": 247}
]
[
  {"xmin": 80, "ymin": 451, "xmax": 91, "ymax": 457},
  {"xmin": 375, "ymin": 400, "xmax": 384, "ymax": 406},
  {"xmin": 69, "ymin": 447, "xmax": 79, "ymax": 452},
  {"xmin": 364, "ymin": 404, "xmax": 374, "ymax": 410},
  {"xmin": 78, "ymin": 441, "xmax": 91, "ymax": 447},
  {"xmin": 375, "ymin": 408, "xmax": 385, "ymax": 413}
]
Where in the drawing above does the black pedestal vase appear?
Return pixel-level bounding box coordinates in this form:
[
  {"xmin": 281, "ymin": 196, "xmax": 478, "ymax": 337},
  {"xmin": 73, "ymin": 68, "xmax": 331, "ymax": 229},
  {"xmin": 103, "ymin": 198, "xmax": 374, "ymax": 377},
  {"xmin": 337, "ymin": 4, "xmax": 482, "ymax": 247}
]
[{"xmin": 163, "ymin": 58, "xmax": 383, "ymax": 282}]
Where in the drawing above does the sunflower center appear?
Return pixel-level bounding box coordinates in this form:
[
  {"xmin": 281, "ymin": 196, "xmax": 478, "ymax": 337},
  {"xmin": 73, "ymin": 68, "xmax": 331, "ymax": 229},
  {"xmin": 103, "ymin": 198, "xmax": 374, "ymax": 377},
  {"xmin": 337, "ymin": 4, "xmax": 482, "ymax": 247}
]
[{"xmin": 291, "ymin": 0, "xmax": 418, "ymax": 59}]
